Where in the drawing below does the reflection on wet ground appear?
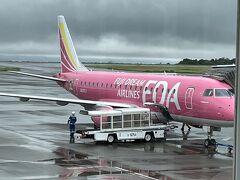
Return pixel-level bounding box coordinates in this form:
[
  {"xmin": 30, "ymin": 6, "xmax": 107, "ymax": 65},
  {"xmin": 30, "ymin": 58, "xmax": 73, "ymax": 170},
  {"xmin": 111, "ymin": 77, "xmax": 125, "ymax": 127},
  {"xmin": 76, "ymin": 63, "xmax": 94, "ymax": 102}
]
[
  {"xmin": 52, "ymin": 146, "xmax": 173, "ymax": 179},
  {"xmin": 46, "ymin": 138, "xmax": 232, "ymax": 179}
]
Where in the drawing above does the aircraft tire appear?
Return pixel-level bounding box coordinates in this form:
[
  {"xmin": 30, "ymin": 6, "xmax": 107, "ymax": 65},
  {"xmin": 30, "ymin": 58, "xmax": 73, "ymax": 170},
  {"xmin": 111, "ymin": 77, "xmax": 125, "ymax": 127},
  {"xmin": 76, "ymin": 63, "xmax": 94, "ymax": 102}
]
[
  {"xmin": 210, "ymin": 139, "xmax": 216, "ymax": 145},
  {"xmin": 204, "ymin": 139, "xmax": 216, "ymax": 147},
  {"xmin": 204, "ymin": 139, "xmax": 209, "ymax": 147}
]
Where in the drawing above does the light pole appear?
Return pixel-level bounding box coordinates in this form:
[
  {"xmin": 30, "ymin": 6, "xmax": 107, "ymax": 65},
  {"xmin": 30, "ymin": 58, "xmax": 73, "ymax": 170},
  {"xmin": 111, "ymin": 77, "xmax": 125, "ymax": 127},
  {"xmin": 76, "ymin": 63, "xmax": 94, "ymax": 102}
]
[{"xmin": 234, "ymin": 0, "xmax": 240, "ymax": 179}]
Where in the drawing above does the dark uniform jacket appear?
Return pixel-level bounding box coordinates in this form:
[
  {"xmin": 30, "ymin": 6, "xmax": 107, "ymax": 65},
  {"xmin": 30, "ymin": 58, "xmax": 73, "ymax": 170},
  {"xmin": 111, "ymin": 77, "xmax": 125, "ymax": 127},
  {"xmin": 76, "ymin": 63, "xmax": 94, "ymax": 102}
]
[{"xmin": 68, "ymin": 115, "xmax": 77, "ymax": 125}]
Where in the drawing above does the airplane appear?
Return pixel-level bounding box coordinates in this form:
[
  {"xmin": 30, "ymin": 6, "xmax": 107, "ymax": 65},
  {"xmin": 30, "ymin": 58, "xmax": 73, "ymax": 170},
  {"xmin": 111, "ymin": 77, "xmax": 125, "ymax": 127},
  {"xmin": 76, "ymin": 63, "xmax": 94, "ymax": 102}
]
[{"xmin": 0, "ymin": 16, "xmax": 234, "ymax": 146}]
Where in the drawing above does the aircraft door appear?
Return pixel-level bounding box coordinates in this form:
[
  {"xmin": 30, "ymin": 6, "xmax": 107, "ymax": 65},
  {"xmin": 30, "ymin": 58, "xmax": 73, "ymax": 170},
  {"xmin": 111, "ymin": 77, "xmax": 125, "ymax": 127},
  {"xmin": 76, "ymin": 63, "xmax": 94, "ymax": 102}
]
[{"xmin": 185, "ymin": 87, "xmax": 194, "ymax": 109}]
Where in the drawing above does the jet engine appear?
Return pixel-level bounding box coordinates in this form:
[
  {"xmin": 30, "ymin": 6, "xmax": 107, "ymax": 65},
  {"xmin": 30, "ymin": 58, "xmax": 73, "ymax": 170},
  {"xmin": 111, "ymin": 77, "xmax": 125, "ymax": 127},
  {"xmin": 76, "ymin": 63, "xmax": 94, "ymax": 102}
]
[{"xmin": 91, "ymin": 106, "xmax": 113, "ymax": 129}]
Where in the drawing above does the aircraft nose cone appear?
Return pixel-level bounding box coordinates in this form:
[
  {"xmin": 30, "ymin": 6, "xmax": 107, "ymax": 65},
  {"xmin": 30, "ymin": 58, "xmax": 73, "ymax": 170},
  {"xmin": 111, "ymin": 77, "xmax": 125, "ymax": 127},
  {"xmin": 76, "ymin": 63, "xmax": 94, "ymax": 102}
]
[
  {"xmin": 217, "ymin": 101, "xmax": 234, "ymax": 124},
  {"xmin": 225, "ymin": 103, "xmax": 234, "ymax": 122}
]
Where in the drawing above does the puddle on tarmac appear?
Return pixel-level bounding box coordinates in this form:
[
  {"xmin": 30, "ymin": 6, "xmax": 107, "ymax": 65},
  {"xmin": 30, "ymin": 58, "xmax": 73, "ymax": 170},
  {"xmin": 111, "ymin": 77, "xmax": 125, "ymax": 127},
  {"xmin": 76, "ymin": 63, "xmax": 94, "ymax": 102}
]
[
  {"xmin": 38, "ymin": 139, "xmax": 232, "ymax": 179},
  {"xmin": 40, "ymin": 147, "xmax": 173, "ymax": 179}
]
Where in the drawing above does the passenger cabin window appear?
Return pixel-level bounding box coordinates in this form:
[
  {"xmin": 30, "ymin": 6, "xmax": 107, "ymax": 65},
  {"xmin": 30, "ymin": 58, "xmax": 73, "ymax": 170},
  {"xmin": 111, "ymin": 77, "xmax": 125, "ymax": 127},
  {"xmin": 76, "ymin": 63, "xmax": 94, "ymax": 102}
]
[
  {"xmin": 203, "ymin": 89, "xmax": 213, "ymax": 96},
  {"xmin": 215, "ymin": 89, "xmax": 233, "ymax": 97}
]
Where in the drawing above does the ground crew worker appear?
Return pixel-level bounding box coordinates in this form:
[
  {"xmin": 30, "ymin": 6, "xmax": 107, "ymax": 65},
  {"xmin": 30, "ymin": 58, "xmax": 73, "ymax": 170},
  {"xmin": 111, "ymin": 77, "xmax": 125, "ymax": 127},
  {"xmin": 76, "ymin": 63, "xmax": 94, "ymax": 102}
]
[{"xmin": 68, "ymin": 111, "xmax": 77, "ymax": 139}]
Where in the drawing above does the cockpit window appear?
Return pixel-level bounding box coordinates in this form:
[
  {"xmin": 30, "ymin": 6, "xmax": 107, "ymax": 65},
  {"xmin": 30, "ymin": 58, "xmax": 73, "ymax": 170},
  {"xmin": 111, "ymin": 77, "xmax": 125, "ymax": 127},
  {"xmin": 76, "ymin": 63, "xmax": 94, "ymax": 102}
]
[
  {"xmin": 215, "ymin": 89, "xmax": 233, "ymax": 97},
  {"xmin": 203, "ymin": 89, "xmax": 213, "ymax": 96}
]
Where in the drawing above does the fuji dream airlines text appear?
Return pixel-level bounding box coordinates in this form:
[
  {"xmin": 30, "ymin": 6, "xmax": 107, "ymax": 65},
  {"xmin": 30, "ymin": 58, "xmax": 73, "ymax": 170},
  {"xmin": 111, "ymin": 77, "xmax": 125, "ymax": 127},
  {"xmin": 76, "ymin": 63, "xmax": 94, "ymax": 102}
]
[{"xmin": 114, "ymin": 78, "xmax": 181, "ymax": 110}]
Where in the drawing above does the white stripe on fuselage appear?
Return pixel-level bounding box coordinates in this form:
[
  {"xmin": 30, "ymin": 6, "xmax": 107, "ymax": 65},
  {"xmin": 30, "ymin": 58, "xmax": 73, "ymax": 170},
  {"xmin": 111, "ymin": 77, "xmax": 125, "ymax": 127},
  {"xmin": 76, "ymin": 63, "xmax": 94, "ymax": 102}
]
[{"xmin": 151, "ymin": 112, "xmax": 233, "ymax": 127}]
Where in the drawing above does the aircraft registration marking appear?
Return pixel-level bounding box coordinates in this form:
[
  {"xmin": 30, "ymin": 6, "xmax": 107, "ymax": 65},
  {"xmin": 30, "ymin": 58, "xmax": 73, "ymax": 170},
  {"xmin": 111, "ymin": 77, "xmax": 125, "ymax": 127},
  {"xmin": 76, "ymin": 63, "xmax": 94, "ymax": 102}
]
[{"xmin": 80, "ymin": 88, "xmax": 87, "ymax": 93}]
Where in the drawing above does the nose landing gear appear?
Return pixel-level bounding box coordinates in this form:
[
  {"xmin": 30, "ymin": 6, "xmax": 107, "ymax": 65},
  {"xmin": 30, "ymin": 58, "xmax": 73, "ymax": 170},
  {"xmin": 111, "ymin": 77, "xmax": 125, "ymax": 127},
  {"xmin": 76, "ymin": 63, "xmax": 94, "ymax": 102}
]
[
  {"xmin": 204, "ymin": 138, "xmax": 216, "ymax": 147},
  {"xmin": 204, "ymin": 127, "xmax": 216, "ymax": 148},
  {"xmin": 203, "ymin": 126, "xmax": 233, "ymax": 156}
]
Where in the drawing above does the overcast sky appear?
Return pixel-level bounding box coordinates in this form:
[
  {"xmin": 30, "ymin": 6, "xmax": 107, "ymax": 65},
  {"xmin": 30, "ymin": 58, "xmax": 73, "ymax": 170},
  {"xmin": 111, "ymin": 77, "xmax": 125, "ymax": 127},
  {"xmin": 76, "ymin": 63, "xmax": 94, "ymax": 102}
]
[{"xmin": 0, "ymin": 0, "xmax": 237, "ymax": 62}]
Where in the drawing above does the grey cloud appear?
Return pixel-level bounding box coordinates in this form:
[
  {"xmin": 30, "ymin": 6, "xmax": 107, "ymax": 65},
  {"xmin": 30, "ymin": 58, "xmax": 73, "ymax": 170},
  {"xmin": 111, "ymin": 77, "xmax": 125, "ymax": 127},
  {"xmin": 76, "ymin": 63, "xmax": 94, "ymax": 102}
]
[{"xmin": 0, "ymin": 0, "xmax": 237, "ymax": 59}]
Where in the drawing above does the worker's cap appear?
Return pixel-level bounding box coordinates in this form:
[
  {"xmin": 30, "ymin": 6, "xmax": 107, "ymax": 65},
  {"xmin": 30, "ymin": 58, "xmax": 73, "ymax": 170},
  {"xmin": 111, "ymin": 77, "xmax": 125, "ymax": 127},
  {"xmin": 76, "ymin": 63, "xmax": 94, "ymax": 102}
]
[{"xmin": 72, "ymin": 111, "xmax": 75, "ymax": 114}]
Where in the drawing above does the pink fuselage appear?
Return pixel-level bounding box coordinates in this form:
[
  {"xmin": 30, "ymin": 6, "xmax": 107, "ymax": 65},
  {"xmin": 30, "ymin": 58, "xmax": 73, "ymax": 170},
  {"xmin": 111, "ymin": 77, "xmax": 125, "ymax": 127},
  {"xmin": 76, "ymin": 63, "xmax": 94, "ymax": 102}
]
[{"xmin": 56, "ymin": 71, "xmax": 234, "ymax": 127}]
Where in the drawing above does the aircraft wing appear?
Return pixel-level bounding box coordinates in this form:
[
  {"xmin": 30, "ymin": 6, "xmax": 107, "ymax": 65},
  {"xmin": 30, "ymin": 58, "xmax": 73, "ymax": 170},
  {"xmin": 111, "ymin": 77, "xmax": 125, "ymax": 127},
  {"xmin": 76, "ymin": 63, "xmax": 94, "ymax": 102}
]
[
  {"xmin": 10, "ymin": 71, "xmax": 66, "ymax": 82},
  {"xmin": 0, "ymin": 92, "xmax": 132, "ymax": 108}
]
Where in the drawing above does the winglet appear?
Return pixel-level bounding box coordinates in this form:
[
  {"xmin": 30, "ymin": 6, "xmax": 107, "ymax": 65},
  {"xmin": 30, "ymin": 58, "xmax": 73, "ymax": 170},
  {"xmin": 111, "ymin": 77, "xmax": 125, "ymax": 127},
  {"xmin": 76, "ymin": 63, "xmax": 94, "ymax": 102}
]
[{"xmin": 58, "ymin": 15, "xmax": 88, "ymax": 73}]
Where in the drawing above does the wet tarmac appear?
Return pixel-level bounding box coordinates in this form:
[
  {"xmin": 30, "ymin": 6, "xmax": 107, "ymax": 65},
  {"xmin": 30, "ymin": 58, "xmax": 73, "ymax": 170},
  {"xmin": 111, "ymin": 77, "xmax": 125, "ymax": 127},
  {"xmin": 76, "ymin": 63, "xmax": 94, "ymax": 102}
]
[{"xmin": 0, "ymin": 62, "xmax": 234, "ymax": 179}]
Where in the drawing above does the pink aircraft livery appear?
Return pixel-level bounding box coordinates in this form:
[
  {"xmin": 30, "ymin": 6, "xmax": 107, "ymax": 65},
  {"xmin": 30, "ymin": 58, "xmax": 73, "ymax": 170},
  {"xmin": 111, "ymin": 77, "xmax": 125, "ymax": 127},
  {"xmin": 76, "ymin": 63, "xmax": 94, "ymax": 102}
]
[{"xmin": 0, "ymin": 16, "xmax": 234, "ymax": 144}]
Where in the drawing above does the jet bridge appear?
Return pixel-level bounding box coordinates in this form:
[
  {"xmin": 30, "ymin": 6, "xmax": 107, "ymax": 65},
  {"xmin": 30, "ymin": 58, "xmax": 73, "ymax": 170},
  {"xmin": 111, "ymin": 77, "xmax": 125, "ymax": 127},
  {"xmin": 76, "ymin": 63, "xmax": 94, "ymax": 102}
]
[{"xmin": 205, "ymin": 64, "xmax": 235, "ymax": 88}]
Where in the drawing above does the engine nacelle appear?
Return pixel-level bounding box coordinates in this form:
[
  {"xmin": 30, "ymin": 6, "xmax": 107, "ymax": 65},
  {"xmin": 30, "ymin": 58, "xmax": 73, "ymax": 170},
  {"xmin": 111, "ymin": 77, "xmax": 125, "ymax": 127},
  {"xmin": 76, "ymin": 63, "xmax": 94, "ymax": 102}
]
[
  {"xmin": 19, "ymin": 97, "xmax": 29, "ymax": 102},
  {"xmin": 91, "ymin": 106, "xmax": 113, "ymax": 128}
]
